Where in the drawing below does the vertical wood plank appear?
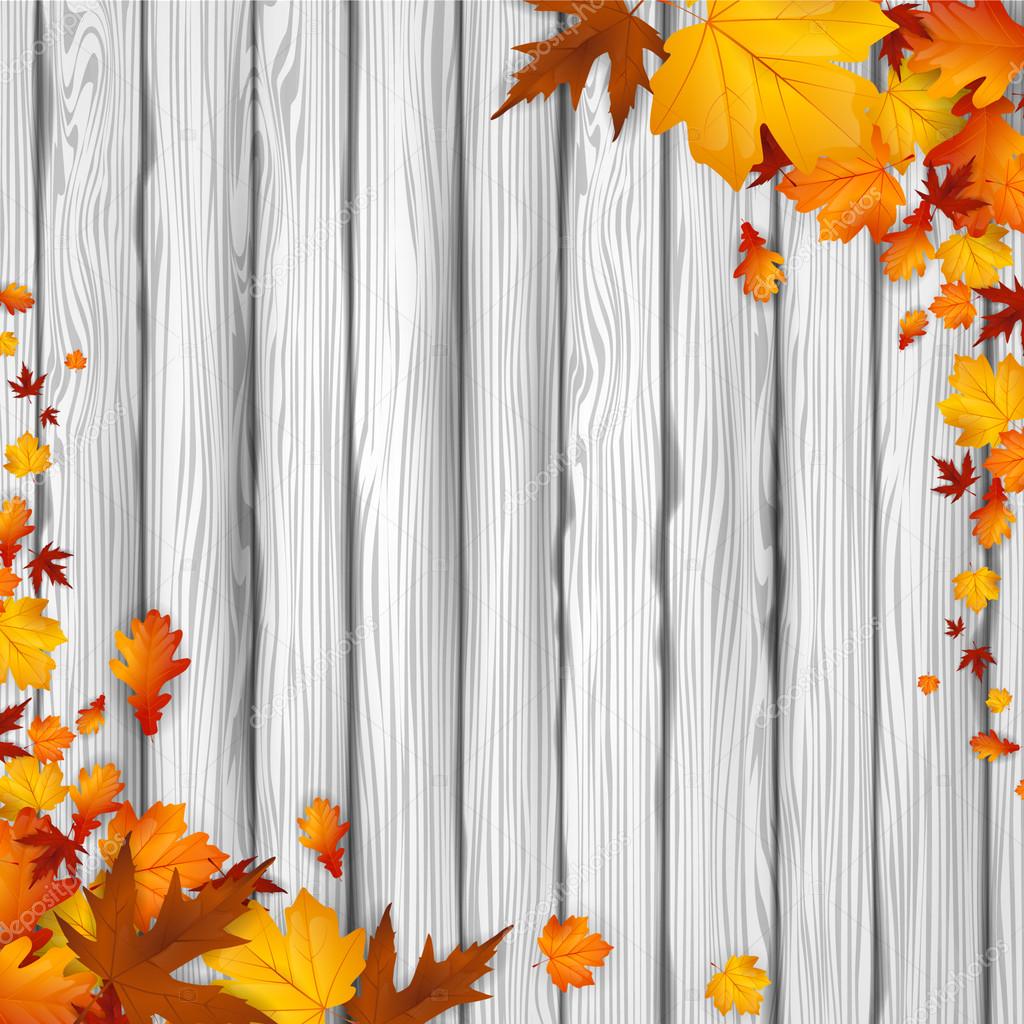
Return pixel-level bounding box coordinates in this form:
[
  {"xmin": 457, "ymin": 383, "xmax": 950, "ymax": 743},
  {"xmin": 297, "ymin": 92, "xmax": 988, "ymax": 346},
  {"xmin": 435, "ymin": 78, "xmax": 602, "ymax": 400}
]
[
  {"xmin": 349, "ymin": 0, "xmax": 461, "ymax": 973},
  {"xmin": 37, "ymin": 0, "xmax": 143, "ymax": 819},
  {"xmin": 460, "ymin": 2, "xmax": 560, "ymax": 1018},
  {"xmin": 142, "ymin": 0, "xmax": 254, "ymax": 859},
  {"xmin": 250, "ymin": 0, "xmax": 352, "ymax": 922},
  {"xmin": 663, "ymin": 113, "xmax": 778, "ymax": 1019},
  {"xmin": 561, "ymin": 57, "xmax": 663, "ymax": 1022}
]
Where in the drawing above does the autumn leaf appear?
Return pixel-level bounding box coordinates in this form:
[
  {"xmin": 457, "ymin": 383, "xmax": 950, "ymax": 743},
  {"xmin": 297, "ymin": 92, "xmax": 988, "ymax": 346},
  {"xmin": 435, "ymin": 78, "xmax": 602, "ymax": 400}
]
[
  {"xmin": 492, "ymin": 0, "xmax": 666, "ymax": 140},
  {"xmin": 932, "ymin": 454, "xmax": 978, "ymax": 503},
  {"xmin": 987, "ymin": 688, "xmax": 1013, "ymax": 713},
  {"xmin": 970, "ymin": 477, "xmax": 1015, "ymax": 548},
  {"xmin": 918, "ymin": 674, "xmax": 940, "ymax": 695},
  {"xmin": 0, "ymin": 566, "xmax": 21, "ymax": 599},
  {"xmin": 959, "ymin": 644, "xmax": 997, "ymax": 682},
  {"xmin": 930, "ymin": 281, "xmax": 976, "ymax": 330},
  {"xmin": 20, "ymin": 815, "xmax": 86, "ymax": 884},
  {"xmin": 976, "ymin": 279, "xmax": 1024, "ymax": 347},
  {"xmin": 873, "ymin": 64, "xmax": 964, "ymax": 159},
  {"xmin": 988, "ymin": 154, "xmax": 1024, "ymax": 231},
  {"xmin": 75, "ymin": 694, "xmax": 106, "ymax": 735},
  {"xmin": 204, "ymin": 888, "xmax": 365, "ymax": 1023},
  {"xmin": 898, "ymin": 309, "xmax": 928, "ymax": 350},
  {"xmin": 535, "ymin": 914, "xmax": 613, "ymax": 991},
  {"xmin": 970, "ymin": 729, "xmax": 1021, "ymax": 762},
  {"xmin": 0, "ymin": 595, "xmax": 67, "ymax": 690},
  {"xmin": 952, "ymin": 566, "xmax": 1000, "ymax": 612},
  {"xmin": 40, "ymin": 405, "xmax": 58, "ymax": 428},
  {"xmin": 649, "ymin": 1, "xmax": 891, "ymax": 189},
  {"xmin": 0, "ymin": 937, "xmax": 93, "ymax": 1023},
  {"xmin": 935, "ymin": 224, "xmax": 1013, "ymax": 288},
  {"xmin": 986, "ymin": 430, "xmax": 1024, "ymax": 491},
  {"xmin": 0, "ymin": 756, "xmax": 67, "ymax": 819},
  {"xmin": 346, "ymin": 904, "xmax": 511, "ymax": 1023},
  {"xmin": 0, "ymin": 698, "xmax": 29, "ymax": 761},
  {"xmin": 938, "ymin": 353, "xmax": 1024, "ymax": 448},
  {"xmin": 64, "ymin": 349, "xmax": 86, "ymax": 370},
  {"xmin": 109, "ymin": 610, "xmax": 190, "ymax": 736},
  {"xmin": 69, "ymin": 762, "xmax": 124, "ymax": 841},
  {"xmin": 0, "ymin": 331, "xmax": 18, "ymax": 356},
  {"xmin": 5, "ymin": 432, "xmax": 51, "ymax": 477},
  {"xmin": 747, "ymin": 126, "xmax": 791, "ymax": 187},
  {"xmin": 907, "ymin": 0, "xmax": 1024, "ymax": 109},
  {"xmin": 28, "ymin": 714, "xmax": 75, "ymax": 764},
  {"xmin": 706, "ymin": 955, "xmax": 772, "ymax": 1017},
  {"xmin": 945, "ymin": 616, "xmax": 965, "ymax": 638},
  {"xmin": 65, "ymin": 840, "xmax": 275, "ymax": 1024},
  {"xmin": 917, "ymin": 163, "xmax": 987, "ymax": 223},
  {"xmin": 0, "ymin": 496, "xmax": 34, "ymax": 566},
  {"xmin": 297, "ymin": 796, "xmax": 349, "ymax": 879},
  {"xmin": 881, "ymin": 203, "xmax": 934, "ymax": 281},
  {"xmin": 8, "ymin": 363, "xmax": 45, "ymax": 399},
  {"xmin": 879, "ymin": 4, "xmax": 928, "ymax": 78},
  {"xmin": 191, "ymin": 857, "xmax": 286, "ymax": 901},
  {"xmin": 0, "ymin": 283, "xmax": 34, "ymax": 315},
  {"xmin": 733, "ymin": 221, "xmax": 785, "ymax": 302},
  {"xmin": 27, "ymin": 542, "xmax": 71, "ymax": 593}
]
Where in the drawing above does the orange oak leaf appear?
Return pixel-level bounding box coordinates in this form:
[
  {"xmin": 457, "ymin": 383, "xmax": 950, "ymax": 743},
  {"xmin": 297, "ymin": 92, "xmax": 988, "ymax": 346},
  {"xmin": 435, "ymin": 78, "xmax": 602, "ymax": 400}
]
[
  {"xmin": 918, "ymin": 674, "xmax": 940, "ymax": 695},
  {"xmin": 930, "ymin": 281, "xmax": 977, "ymax": 330},
  {"xmin": 0, "ymin": 283, "xmax": 34, "ymax": 315},
  {"xmin": 976, "ymin": 279, "xmax": 1024, "ymax": 346},
  {"xmin": 971, "ymin": 729, "xmax": 1021, "ymax": 762},
  {"xmin": 347, "ymin": 904, "xmax": 511, "ymax": 1023},
  {"xmin": 733, "ymin": 221, "xmax": 785, "ymax": 302},
  {"xmin": 297, "ymin": 796, "xmax": 349, "ymax": 878},
  {"xmin": 970, "ymin": 477, "xmax": 1015, "ymax": 547},
  {"xmin": 27, "ymin": 714, "xmax": 75, "ymax": 764},
  {"xmin": 0, "ymin": 566, "xmax": 21, "ymax": 599},
  {"xmin": 945, "ymin": 616, "xmax": 965, "ymax": 638},
  {"xmin": 64, "ymin": 349, "xmax": 86, "ymax": 370},
  {"xmin": 69, "ymin": 762, "xmax": 124, "ymax": 841},
  {"xmin": 986, "ymin": 430, "xmax": 1024, "ymax": 491},
  {"xmin": 75, "ymin": 694, "xmax": 106, "ymax": 735},
  {"xmin": 899, "ymin": 309, "xmax": 928, "ymax": 349},
  {"xmin": 0, "ymin": 698, "xmax": 30, "ymax": 761},
  {"xmin": 881, "ymin": 203, "xmax": 934, "ymax": 280},
  {"xmin": 8, "ymin": 363, "xmax": 45, "ymax": 400},
  {"xmin": 39, "ymin": 405, "xmax": 58, "ymax": 428},
  {"xmin": 492, "ymin": 0, "xmax": 666, "ymax": 140},
  {"xmin": 109, "ymin": 610, "xmax": 190, "ymax": 736},
  {"xmin": 535, "ymin": 914, "xmax": 613, "ymax": 991},
  {"xmin": 101, "ymin": 801, "xmax": 227, "ymax": 928},
  {"xmin": 959, "ymin": 644, "xmax": 996, "ymax": 681},
  {"xmin": 932, "ymin": 453, "xmax": 978, "ymax": 502},
  {"xmin": 0, "ymin": 496, "xmax": 34, "ymax": 567},
  {"xmin": 26, "ymin": 542, "xmax": 71, "ymax": 593},
  {"xmin": 65, "ymin": 840, "xmax": 274, "ymax": 1024}
]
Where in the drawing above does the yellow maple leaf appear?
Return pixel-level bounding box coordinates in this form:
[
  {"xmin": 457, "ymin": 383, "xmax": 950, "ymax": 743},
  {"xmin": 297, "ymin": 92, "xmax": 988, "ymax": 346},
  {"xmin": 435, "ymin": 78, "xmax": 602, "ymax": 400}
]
[
  {"xmin": 987, "ymin": 688, "xmax": 1013, "ymax": 714},
  {"xmin": 952, "ymin": 566, "xmax": 1000, "ymax": 613},
  {"xmin": 649, "ymin": 1, "xmax": 890, "ymax": 189},
  {"xmin": 935, "ymin": 223, "xmax": 1012, "ymax": 288},
  {"xmin": 0, "ymin": 332, "xmax": 18, "ymax": 357},
  {"xmin": 938, "ymin": 353, "xmax": 1024, "ymax": 449},
  {"xmin": 204, "ymin": 888, "xmax": 366, "ymax": 1023},
  {"xmin": 706, "ymin": 955, "xmax": 772, "ymax": 1017},
  {"xmin": 918, "ymin": 674, "xmax": 940, "ymax": 695},
  {"xmin": 0, "ymin": 938, "xmax": 94, "ymax": 1023},
  {"xmin": 4, "ymin": 433, "xmax": 51, "ymax": 478},
  {"xmin": 0, "ymin": 596, "xmax": 67, "ymax": 690},
  {"xmin": 0, "ymin": 755, "xmax": 67, "ymax": 819},
  {"xmin": 873, "ymin": 64, "xmax": 964, "ymax": 160},
  {"xmin": 929, "ymin": 282, "xmax": 976, "ymax": 330}
]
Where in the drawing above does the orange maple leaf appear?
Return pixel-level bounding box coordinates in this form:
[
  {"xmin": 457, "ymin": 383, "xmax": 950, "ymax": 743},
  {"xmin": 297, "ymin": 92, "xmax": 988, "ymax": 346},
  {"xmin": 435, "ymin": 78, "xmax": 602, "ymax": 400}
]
[
  {"xmin": 970, "ymin": 477, "xmax": 1015, "ymax": 548},
  {"xmin": 69, "ymin": 762, "xmax": 124, "ymax": 842},
  {"xmin": 986, "ymin": 430, "xmax": 1024, "ymax": 492},
  {"xmin": 27, "ymin": 715, "xmax": 75, "ymax": 764},
  {"xmin": 733, "ymin": 221, "xmax": 786, "ymax": 302},
  {"xmin": 1016, "ymin": 779, "xmax": 1024, "ymax": 799},
  {"xmin": 970, "ymin": 729, "xmax": 1021, "ymax": 762},
  {"xmin": 101, "ymin": 801, "xmax": 227, "ymax": 928},
  {"xmin": 492, "ymin": 0, "xmax": 666, "ymax": 140},
  {"xmin": 297, "ymin": 796, "xmax": 349, "ymax": 879},
  {"xmin": 75, "ymin": 694, "xmax": 105, "ymax": 735},
  {"xmin": 64, "ymin": 349, "xmax": 86, "ymax": 371},
  {"xmin": 0, "ymin": 566, "xmax": 20, "ymax": 600},
  {"xmin": 109, "ymin": 610, "xmax": 190, "ymax": 736},
  {"xmin": 930, "ymin": 281, "xmax": 977, "ymax": 330},
  {"xmin": 898, "ymin": 309, "xmax": 928, "ymax": 350},
  {"xmin": 0, "ymin": 283, "xmax": 34, "ymax": 315},
  {"xmin": 535, "ymin": 914, "xmax": 613, "ymax": 991},
  {"xmin": 917, "ymin": 674, "xmax": 940, "ymax": 695},
  {"xmin": 0, "ymin": 496, "xmax": 33, "ymax": 567}
]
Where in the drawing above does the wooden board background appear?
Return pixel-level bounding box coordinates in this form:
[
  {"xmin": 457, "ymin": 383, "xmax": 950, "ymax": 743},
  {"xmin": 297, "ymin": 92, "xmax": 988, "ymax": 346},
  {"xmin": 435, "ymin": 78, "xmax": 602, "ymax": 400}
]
[{"xmin": 3, "ymin": 1, "xmax": 1022, "ymax": 1020}]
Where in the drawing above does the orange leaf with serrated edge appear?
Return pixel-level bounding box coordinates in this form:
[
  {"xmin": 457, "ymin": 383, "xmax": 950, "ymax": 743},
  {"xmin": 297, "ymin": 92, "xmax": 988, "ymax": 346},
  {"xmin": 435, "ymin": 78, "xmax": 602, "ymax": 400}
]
[
  {"xmin": 75, "ymin": 694, "xmax": 106, "ymax": 735},
  {"xmin": 899, "ymin": 309, "xmax": 928, "ymax": 350},
  {"xmin": 971, "ymin": 729, "xmax": 1020, "ymax": 762},
  {"xmin": 986, "ymin": 430, "xmax": 1024, "ymax": 492},
  {"xmin": 930, "ymin": 282, "xmax": 976, "ymax": 330},
  {"xmin": 0, "ymin": 283, "xmax": 34, "ymax": 315},
  {"xmin": 492, "ymin": 1, "xmax": 665, "ymax": 140},
  {"xmin": 733, "ymin": 222, "xmax": 785, "ymax": 302},
  {"xmin": 69, "ymin": 763, "xmax": 124, "ymax": 841},
  {"xmin": 0, "ymin": 496, "xmax": 33, "ymax": 567},
  {"xmin": 28, "ymin": 715, "xmax": 75, "ymax": 764},
  {"xmin": 0, "ymin": 566, "xmax": 20, "ymax": 599},
  {"xmin": 297, "ymin": 796, "xmax": 349, "ymax": 879},
  {"xmin": 535, "ymin": 914, "xmax": 613, "ymax": 991},
  {"xmin": 881, "ymin": 203, "xmax": 934, "ymax": 281},
  {"xmin": 918, "ymin": 674, "xmax": 940, "ymax": 695},
  {"xmin": 109, "ymin": 610, "xmax": 190, "ymax": 736},
  {"xmin": 63, "ymin": 349, "xmax": 86, "ymax": 370},
  {"xmin": 347, "ymin": 904, "xmax": 511, "ymax": 1023},
  {"xmin": 101, "ymin": 801, "xmax": 227, "ymax": 929},
  {"xmin": 970, "ymin": 477, "xmax": 1015, "ymax": 548},
  {"xmin": 0, "ymin": 937, "xmax": 94, "ymax": 1023}
]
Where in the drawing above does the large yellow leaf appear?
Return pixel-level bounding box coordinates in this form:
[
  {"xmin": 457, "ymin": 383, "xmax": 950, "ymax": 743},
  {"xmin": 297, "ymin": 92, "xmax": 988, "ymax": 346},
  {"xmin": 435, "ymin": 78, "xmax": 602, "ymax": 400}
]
[
  {"xmin": 204, "ymin": 888, "xmax": 365, "ymax": 1024},
  {"xmin": 938, "ymin": 353, "xmax": 1024, "ymax": 448},
  {"xmin": 0, "ymin": 596, "xmax": 67, "ymax": 691},
  {"xmin": 0, "ymin": 756, "xmax": 67, "ymax": 819},
  {"xmin": 953, "ymin": 567, "xmax": 1000, "ymax": 613},
  {"xmin": 935, "ymin": 224, "xmax": 1012, "ymax": 288},
  {"xmin": 873, "ymin": 64, "xmax": 964, "ymax": 159},
  {"xmin": 650, "ymin": 1, "xmax": 890, "ymax": 189},
  {"xmin": 706, "ymin": 955, "xmax": 772, "ymax": 1017}
]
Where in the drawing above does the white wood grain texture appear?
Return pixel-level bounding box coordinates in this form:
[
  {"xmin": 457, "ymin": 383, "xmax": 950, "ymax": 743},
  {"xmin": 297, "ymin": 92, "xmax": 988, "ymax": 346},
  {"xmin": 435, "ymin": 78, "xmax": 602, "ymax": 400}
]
[
  {"xmin": 663, "ymin": 135, "xmax": 777, "ymax": 1016},
  {"xmin": 349, "ymin": 0, "xmax": 461, "ymax": 977},
  {"xmin": 561, "ymin": 59, "xmax": 662, "ymax": 1022},
  {"xmin": 873, "ymin": 163, "xmax": 986, "ymax": 1024},
  {"xmin": 773, "ymin": 71, "xmax": 876, "ymax": 1017},
  {"xmin": 460, "ymin": 3, "xmax": 560, "ymax": 1019},
  {"xmin": 250, "ymin": 0, "xmax": 352, "ymax": 923},
  {"xmin": 142, "ymin": 0, "xmax": 254, "ymax": 860},
  {"xmin": 36, "ymin": 0, "xmax": 143, "ymax": 823}
]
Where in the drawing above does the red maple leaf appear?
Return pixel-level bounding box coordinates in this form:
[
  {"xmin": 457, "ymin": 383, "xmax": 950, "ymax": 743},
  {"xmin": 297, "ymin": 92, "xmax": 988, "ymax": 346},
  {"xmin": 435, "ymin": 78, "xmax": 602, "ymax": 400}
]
[
  {"xmin": 945, "ymin": 616, "xmax": 965, "ymax": 638},
  {"xmin": 19, "ymin": 817, "xmax": 86, "ymax": 886},
  {"xmin": 880, "ymin": 3, "xmax": 929, "ymax": 77},
  {"xmin": 8, "ymin": 362, "xmax": 45, "ymax": 399},
  {"xmin": 932, "ymin": 454, "xmax": 979, "ymax": 502},
  {"xmin": 40, "ymin": 406, "xmax": 58, "ymax": 427},
  {"xmin": 26, "ymin": 543, "xmax": 71, "ymax": 592},
  {"xmin": 191, "ymin": 857, "xmax": 287, "ymax": 902},
  {"xmin": 917, "ymin": 162, "xmax": 987, "ymax": 221},
  {"xmin": 0, "ymin": 698, "xmax": 30, "ymax": 761},
  {"xmin": 975, "ymin": 279, "xmax": 1024, "ymax": 346},
  {"xmin": 959, "ymin": 644, "xmax": 996, "ymax": 681},
  {"xmin": 748, "ymin": 125, "xmax": 793, "ymax": 187}
]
